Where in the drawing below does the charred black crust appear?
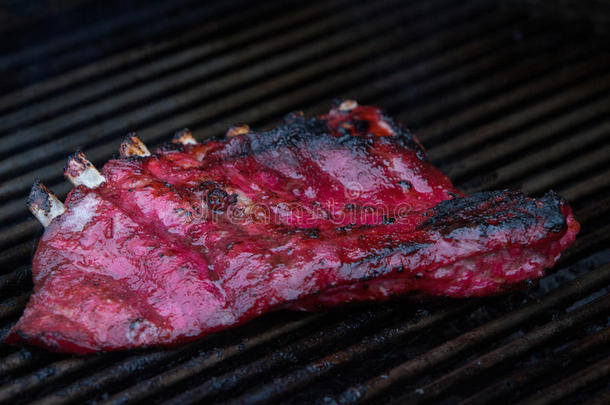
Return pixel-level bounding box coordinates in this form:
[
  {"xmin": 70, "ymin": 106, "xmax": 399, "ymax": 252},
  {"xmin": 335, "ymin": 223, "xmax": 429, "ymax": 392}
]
[
  {"xmin": 27, "ymin": 180, "xmax": 51, "ymax": 213},
  {"xmin": 225, "ymin": 115, "xmax": 332, "ymax": 158},
  {"xmin": 538, "ymin": 190, "xmax": 569, "ymax": 232},
  {"xmin": 155, "ymin": 142, "xmax": 184, "ymax": 153},
  {"xmin": 206, "ymin": 187, "xmax": 230, "ymax": 212},
  {"xmin": 419, "ymin": 190, "xmax": 568, "ymax": 237},
  {"xmin": 150, "ymin": 103, "xmax": 428, "ymax": 165},
  {"xmin": 283, "ymin": 110, "xmax": 305, "ymax": 123},
  {"xmin": 276, "ymin": 227, "xmax": 321, "ymax": 239},
  {"xmin": 379, "ymin": 113, "xmax": 428, "ymax": 161},
  {"xmin": 355, "ymin": 242, "xmax": 430, "ymax": 279},
  {"xmin": 63, "ymin": 149, "xmax": 83, "ymax": 173}
]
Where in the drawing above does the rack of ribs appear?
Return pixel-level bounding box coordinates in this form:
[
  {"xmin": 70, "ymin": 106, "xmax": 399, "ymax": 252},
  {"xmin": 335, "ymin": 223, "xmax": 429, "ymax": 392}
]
[{"xmin": 6, "ymin": 100, "xmax": 579, "ymax": 354}]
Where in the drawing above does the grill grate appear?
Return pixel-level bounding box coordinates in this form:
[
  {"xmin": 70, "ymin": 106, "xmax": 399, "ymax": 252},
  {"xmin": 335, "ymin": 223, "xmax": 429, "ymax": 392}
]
[{"xmin": 1, "ymin": 0, "xmax": 609, "ymax": 404}]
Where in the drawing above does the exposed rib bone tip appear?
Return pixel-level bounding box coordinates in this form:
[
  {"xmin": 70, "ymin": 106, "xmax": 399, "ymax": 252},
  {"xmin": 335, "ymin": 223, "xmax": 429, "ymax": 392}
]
[
  {"xmin": 339, "ymin": 99, "xmax": 358, "ymax": 112},
  {"xmin": 226, "ymin": 124, "xmax": 251, "ymax": 138},
  {"xmin": 27, "ymin": 181, "xmax": 65, "ymax": 227},
  {"xmin": 120, "ymin": 133, "xmax": 151, "ymax": 157},
  {"xmin": 172, "ymin": 129, "xmax": 197, "ymax": 145},
  {"xmin": 64, "ymin": 150, "xmax": 106, "ymax": 188}
]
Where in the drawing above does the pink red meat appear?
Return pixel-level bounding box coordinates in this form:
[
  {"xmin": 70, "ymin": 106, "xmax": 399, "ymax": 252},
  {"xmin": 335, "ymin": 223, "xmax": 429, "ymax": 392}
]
[{"xmin": 6, "ymin": 103, "xmax": 578, "ymax": 353}]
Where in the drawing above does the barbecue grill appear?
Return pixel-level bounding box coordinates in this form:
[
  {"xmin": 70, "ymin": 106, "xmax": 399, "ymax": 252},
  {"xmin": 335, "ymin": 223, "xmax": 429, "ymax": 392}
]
[{"xmin": 1, "ymin": 0, "xmax": 609, "ymax": 403}]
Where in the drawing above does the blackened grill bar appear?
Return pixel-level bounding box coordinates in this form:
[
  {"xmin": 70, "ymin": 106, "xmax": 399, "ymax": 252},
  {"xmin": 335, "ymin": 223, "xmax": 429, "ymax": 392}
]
[
  {"xmin": 0, "ymin": 0, "xmax": 246, "ymax": 96},
  {"xmin": 0, "ymin": 0, "xmax": 491, "ymax": 203},
  {"xmin": 461, "ymin": 326, "xmax": 610, "ymax": 405},
  {"xmin": 516, "ymin": 356, "xmax": 610, "ymax": 405},
  {"xmin": 390, "ymin": 293, "xmax": 610, "ymax": 404},
  {"xmin": 331, "ymin": 263, "xmax": 610, "ymax": 404},
  {"xmin": 1, "ymin": 0, "xmax": 609, "ymax": 404},
  {"xmin": 0, "ymin": 0, "xmax": 335, "ymax": 128}
]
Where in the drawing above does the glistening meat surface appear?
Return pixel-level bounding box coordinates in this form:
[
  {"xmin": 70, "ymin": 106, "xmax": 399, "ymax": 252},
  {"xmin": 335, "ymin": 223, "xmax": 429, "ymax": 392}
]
[{"xmin": 6, "ymin": 101, "xmax": 579, "ymax": 354}]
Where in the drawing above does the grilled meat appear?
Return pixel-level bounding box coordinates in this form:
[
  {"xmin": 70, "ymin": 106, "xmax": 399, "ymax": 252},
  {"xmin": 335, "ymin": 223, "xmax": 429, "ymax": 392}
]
[{"xmin": 6, "ymin": 101, "xmax": 578, "ymax": 354}]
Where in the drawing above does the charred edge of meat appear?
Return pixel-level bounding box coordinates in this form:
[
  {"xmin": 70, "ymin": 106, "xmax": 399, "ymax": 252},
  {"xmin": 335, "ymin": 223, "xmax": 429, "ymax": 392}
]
[
  {"xmin": 27, "ymin": 180, "xmax": 52, "ymax": 214},
  {"xmin": 380, "ymin": 112, "xmax": 428, "ymax": 161},
  {"xmin": 283, "ymin": 110, "xmax": 305, "ymax": 123},
  {"xmin": 120, "ymin": 133, "xmax": 151, "ymax": 157},
  {"xmin": 221, "ymin": 116, "xmax": 331, "ymax": 158},
  {"xmin": 226, "ymin": 124, "xmax": 251, "ymax": 138},
  {"xmin": 329, "ymin": 99, "xmax": 427, "ymax": 160},
  {"xmin": 419, "ymin": 190, "xmax": 568, "ymax": 237},
  {"xmin": 27, "ymin": 180, "xmax": 66, "ymax": 227},
  {"xmin": 172, "ymin": 128, "xmax": 197, "ymax": 145},
  {"xmin": 64, "ymin": 150, "xmax": 106, "ymax": 188}
]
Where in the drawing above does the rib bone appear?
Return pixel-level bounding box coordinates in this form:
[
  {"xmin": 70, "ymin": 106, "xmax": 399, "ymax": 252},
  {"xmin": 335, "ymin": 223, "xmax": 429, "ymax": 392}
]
[
  {"xmin": 64, "ymin": 151, "xmax": 106, "ymax": 187},
  {"xmin": 226, "ymin": 124, "xmax": 251, "ymax": 138},
  {"xmin": 172, "ymin": 129, "xmax": 197, "ymax": 145},
  {"xmin": 120, "ymin": 133, "xmax": 151, "ymax": 157},
  {"xmin": 339, "ymin": 99, "xmax": 358, "ymax": 112},
  {"xmin": 27, "ymin": 181, "xmax": 66, "ymax": 227}
]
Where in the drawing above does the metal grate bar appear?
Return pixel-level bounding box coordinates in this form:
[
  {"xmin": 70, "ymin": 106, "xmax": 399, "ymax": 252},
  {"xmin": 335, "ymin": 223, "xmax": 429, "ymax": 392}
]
[
  {"xmin": 0, "ymin": 243, "xmax": 32, "ymax": 269},
  {"xmin": 459, "ymin": 326, "xmax": 610, "ymax": 405},
  {"xmin": 412, "ymin": 56, "xmax": 610, "ymax": 144},
  {"xmin": 0, "ymin": 0, "xmax": 385, "ymax": 150},
  {"xmin": 395, "ymin": 55, "xmax": 610, "ymax": 136},
  {"xmin": 0, "ymin": 349, "xmax": 51, "ymax": 378},
  {"xmin": 427, "ymin": 71, "xmax": 610, "ymax": 162},
  {"xmin": 390, "ymin": 293, "xmax": 610, "ymax": 404},
  {"xmin": 332, "ymin": 263, "xmax": 610, "ymax": 404},
  {"xmin": 361, "ymin": 33, "xmax": 567, "ymax": 126},
  {"xmin": 557, "ymin": 223, "xmax": 610, "ymax": 266},
  {"xmin": 0, "ymin": 0, "xmax": 195, "ymax": 71},
  {"xmin": 0, "ymin": 0, "xmax": 483, "ymax": 204},
  {"xmin": 0, "ymin": 293, "xmax": 28, "ymax": 322},
  {"xmin": 468, "ymin": 115, "xmax": 610, "ymax": 191},
  {"xmin": 0, "ymin": 0, "xmax": 308, "ymax": 122},
  {"xmin": 515, "ymin": 355, "xmax": 610, "ymax": 405},
  {"xmin": 560, "ymin": 166, "xmax": 610, "ymax": 203},
  {"xmin": 99, "ymin": 305, "xmax": 427, "ymax": 405},
  {"xmin": 336, "ymin": 25, "xmax": 556, "ymax": 121},
  {"xmin": 444, "ymin": 97, "xmax": 610, "ymax": 182},
  {"xmin": 0, "ymin": 0, "xmax": 403, "ymax": 161},
  {"xmin": 0, "ymin": 222, "xmax": 38, "ymax": 253},
  {"xmin": 574, "ymin": 195, "xmax": 610, "ymax": 225},
  {"xmin": 0, "ymin": 356, "xmax": 109, "ymax": 403},
  {"xmin": 8, "ymin": 316, "xmax": 318, "ymax": 405},
  {"xmin": 524, "ymin": 145, "xmax": 610, "ymax": 197},
  {"xmin": 0, "ymin": 1, "xmax": 246, "ymax": 93},
  {"xmin": 190, "ymin": 304, "xmax": 476, "ymax": 405}
]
